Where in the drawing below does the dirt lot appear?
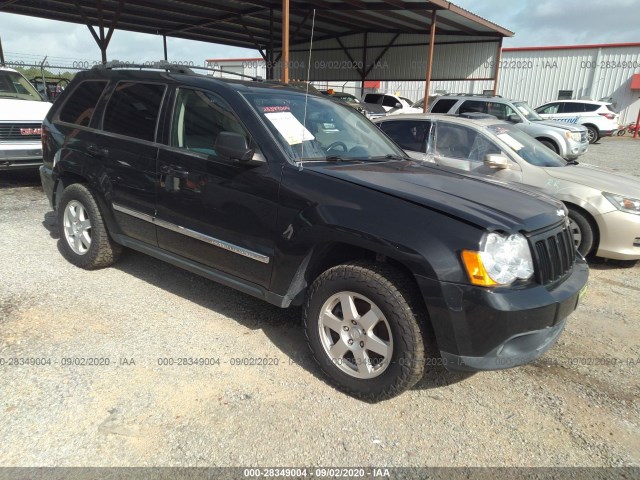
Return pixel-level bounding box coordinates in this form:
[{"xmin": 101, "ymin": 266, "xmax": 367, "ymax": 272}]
[{"xmin": 0, "ymin": 137, "xmax": 639, "ymax": 469}]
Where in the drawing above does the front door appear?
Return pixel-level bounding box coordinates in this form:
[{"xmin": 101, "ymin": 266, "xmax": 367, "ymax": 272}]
[
  {"xmin": 155, "ymin": 87, "xmax": 277, "ymax": 287},
  {"xmin": 433, "ymin": 121, "xmax": 522, "ymax": 182}
]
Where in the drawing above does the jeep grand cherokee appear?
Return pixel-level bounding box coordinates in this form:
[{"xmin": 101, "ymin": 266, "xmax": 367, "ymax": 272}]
[{"xmin": 39, "ymin": 63, "xmax": 588, "ymax": 400}]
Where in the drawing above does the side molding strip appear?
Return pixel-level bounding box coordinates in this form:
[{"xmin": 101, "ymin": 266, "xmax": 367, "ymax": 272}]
[{"xmin": 112, "ymin": 203, "xmax": 270, "ymax": 264}]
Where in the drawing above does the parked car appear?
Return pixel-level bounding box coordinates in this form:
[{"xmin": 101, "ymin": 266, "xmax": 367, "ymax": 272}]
[
  {"xmin": 30, "ymin": 76, "xmax": 70, "ymax": 102},
  {"xmin": 0, "ymin": 67, "xmax": 52, "ymax": 170},
  {"xmin": 363, "ymin": 93, "xmax": 423, "ymax": 116},
  {"xmin": 321, "ymin": 90, "xmax": 368, "ymax": 116},
  {"xmin": 375, "ymin": 113, "xmax": 640, "ymax": 260},
  {"xmin": 321, "ymin": 90, "xmax": 361, "ymax": 105},
  {"xmin": 534, "ymin": 100, "xmax": 619, "ymax": 144},
  {"xmin": 428, "ymin": 94, "xmax": 589, "ymax": 160},
  {"xmin": 40, "ymin": 64, "xmax": 588, "ymax": 400}
]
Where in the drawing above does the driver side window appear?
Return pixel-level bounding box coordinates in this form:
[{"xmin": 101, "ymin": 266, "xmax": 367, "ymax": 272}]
[
  {"xmin": 538, "ymin": 103, "xmax": 560, "ymax": 114},
  {"xmin": 171, "ymin": 88, "xmax": 257, "ymax": 158},
  {"xmin": 435, "ymin": 123, "xmax": 475, "ymax": 159}
]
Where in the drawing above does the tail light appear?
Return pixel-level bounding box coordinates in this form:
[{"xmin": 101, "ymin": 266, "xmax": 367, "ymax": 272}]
[
  {"xmin": 599, "ymin": 113, "xmax": 616, "ymax": 120},
  {"xmin": 41, "ymin": 125, "xmax": 49, "ymax": 152}
]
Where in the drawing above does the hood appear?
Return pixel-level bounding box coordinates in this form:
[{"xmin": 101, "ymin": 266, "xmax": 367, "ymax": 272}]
[
  {"xmin": 307, "ymin": 161, "xmax": 565, "ymax": 232},
  {"xmin": 545, "ymin": 163, "xmax": 640, "ymax": 198},
  {"xmin": 0, "ymin": 98, "xmax": 52, "ymax": 121},
  {"xmin": 387, "ymin": 107, "xmax": 424, "ymax": 115},
  {"xmin": 534, "ymin": 119, "xmax": 586, "ymax": 132}
]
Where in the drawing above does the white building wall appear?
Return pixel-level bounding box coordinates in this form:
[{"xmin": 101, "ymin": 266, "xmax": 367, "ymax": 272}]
[
  {"xmin": 206, "ymin": 44, "xmax": 640, "ymax": 124},
  {"xmin": 380, "ymin": 44, "xmax": 640, "ymax": 124}
]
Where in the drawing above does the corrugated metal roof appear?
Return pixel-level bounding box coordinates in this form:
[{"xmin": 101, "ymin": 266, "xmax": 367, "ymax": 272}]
[{"xmin": 0, "ymin": 0, "xmax": 513, "ymax": 53}]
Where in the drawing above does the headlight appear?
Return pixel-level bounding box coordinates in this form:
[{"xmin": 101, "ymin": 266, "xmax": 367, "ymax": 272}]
[
  {"xmin": 565, "ymin": 131, "xmax": 582, "ymax": 142},
  {"xmin": 602, "ymin": 192, "xmax": 640, "ymax": 215},
  {"xmin": 462, "ymin": 233, "xmax": 534, "ymax": 286}
]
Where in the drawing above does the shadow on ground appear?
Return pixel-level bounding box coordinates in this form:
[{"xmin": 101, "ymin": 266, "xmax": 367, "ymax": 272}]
[
  {"xmin": 41, "ymin": 209, "xmax": 474, "ymax": 399},
  {"xmin": 0, "ymin": 170, "xmax": 41, "ymax": 189}
]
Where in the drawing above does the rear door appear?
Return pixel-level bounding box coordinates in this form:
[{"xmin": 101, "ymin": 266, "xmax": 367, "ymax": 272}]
[
  {"xmin": 154, "ymin": 87, "xmax": 277, "ymax": 287},
  {"xmin": 98, "ymin": 81, "xmax": 166, "ymax": 245}
]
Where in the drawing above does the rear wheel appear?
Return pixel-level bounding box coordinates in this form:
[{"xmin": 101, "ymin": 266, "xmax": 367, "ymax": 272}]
[
  {"xmin": 585, "ymin": 125, "xmax": 599, "ymax": 144},
  {"xmin": 568, "ymin": 207, "xmax": 595, "ymax": 257},
  {"xmin": 303, "ymin": 261, "xmax": 427, "ymax": 401},
  {"xmin": 57, "ymin": 183, "xmax": 121, "ymax": 269}
]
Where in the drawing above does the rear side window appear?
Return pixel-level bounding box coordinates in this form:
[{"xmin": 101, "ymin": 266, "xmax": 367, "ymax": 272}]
[
  {"xmin": 430, "ymin": 98, "xmax": 458, "ymax": 114},
  {"xmin": 458, "ymin": 100, "xmax": 486, "ymax": 115},
  {"xmin": 582, "ymin": 103, "xmax": 600, "ymax": 112},
  {"xmin": 103, "ymin": 82, "xmax": 165, "ymax": 142},
  {"xmin": 382, "ymin": 96, "xmax": 399, "ymax": 108},
  {"xmin": 364, "ymin": 94, "xmax": 382, "ymax": 103},
  {"xmin": 561, "ymin": 103, "xmax": 584, "ymax": 113},
  {"xmin": 59, "ymin": 81, "xmax": 108, "ymax": 126}
]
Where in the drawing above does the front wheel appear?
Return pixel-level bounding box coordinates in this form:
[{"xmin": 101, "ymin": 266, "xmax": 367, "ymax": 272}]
[
  {"xmin": 538, "ymin": 139, "xmax": 558, "ymax": 154},
  {"xmin": 303, "ymin": 261, "xmax": 427, "ymax": 401},
  {"xmin": 568, "ymin": 208, "xmax": 595, "ymax": 257}
]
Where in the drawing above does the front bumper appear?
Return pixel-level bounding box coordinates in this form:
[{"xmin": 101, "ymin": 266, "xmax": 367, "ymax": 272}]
[
  {"xmin": 565, "ymin": 140, "xmax": 589, "ymax": 159},
  {"xmin": 0, "ymin": 142, "xmax": 43, "ymax": 170},
  {"xmin": 595, "ymin": 210, "xmax": 640, "ymax": 260},
  {"xmin": 416, "ymin": 257, "xmax": 589, "ymax": 372}
]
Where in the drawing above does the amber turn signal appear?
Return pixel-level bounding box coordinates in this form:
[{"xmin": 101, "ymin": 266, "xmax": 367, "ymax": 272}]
[{"xmin": 461, "ymin": 250, "xmax": 498, "ymax": 287}]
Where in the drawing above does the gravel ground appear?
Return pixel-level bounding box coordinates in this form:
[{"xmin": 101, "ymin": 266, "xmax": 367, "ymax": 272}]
[{"xmin": 0, "ymin": 137, "xmax": 639, "ymax": 469}]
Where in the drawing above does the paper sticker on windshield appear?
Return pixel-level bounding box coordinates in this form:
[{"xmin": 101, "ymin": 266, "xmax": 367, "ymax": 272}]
[
  {"xmin": 497, "ymin": 133, "xmax": 524, "ymax": 151},
  {"xmin": 265, "ymin": 112, "xmax": 315, "ymax": 145},
  {"xmin": 263, "ymin": 105, "xmax": 290, "ymax": 112}
]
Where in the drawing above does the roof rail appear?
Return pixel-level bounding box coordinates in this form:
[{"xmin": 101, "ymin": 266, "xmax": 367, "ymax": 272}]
[
  {"xmin": 446, "ymin": 93, "xmax": 502, "ymax": 98},
  {"xmin": 91, "ymin": 60, "xmax": 263, "ymax": 81},
  {"xmin": 93, "ymin": 60, "xmax": 194, "ymax": 74}
]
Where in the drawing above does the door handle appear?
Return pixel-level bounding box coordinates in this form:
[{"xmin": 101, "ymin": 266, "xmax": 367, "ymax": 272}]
[
  {"xmin": 161, "ymin": 164, "xmax": 189, "ymax": 178},
  {"xmin": 86, "ymin": 144, "xmax": 109, "ymax": 158}
]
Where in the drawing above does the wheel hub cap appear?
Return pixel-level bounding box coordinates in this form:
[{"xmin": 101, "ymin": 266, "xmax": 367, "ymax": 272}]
[{"xmin": 318, "ymin": 291, "xmax": 393, "ymax": 379}]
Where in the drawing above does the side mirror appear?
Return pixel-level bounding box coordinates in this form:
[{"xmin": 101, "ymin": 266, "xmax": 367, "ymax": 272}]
[
  {"xmin": 394, "ymin": 102, "xmax": 403, "ymax": 109},
  {"xmin": 507, "ymin": 114, "xmax": 522, "ymax": 124},
  {"xmin": 484, "ymin": 154, "xmax": 510, "ymax": 169},
  {"xmin": 215, "ymin": 132, "xmax": 254, "ymax": 162}
]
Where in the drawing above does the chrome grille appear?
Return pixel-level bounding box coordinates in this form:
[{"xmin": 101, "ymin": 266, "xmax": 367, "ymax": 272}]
[
  {"xmin": 0, "ymin": 123, "xmax": 42, "ymax": 141},
  {"xmin": 530, "ymin": 222, "xmax": 575, "ymax": 285}
]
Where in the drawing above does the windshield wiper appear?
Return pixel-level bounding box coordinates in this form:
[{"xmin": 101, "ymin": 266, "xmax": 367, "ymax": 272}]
[
  {"xmin": 367, "ymin": 154, "xmax": 407, "ymax": 161},
  {"xmin": 565, "ymin": 160, "xmax": 579, "ymax": 165},
  {"xmin": 325, "ymin": 155, "xmax": 349, "ymax": 162}
]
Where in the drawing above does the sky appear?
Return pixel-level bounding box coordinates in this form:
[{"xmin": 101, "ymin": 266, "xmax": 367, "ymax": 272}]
[{"xmin": 0, "ymin": 0, "xmax": 638, "ymax": 69}]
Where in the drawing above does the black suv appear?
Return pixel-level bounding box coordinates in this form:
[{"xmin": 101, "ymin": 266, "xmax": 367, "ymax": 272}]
[{"xmin": 40, "ymin": 63, "xmax": 589, "ymax": 400}]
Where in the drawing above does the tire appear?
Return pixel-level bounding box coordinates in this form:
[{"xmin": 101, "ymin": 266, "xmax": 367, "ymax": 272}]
[
  {"xmin": 57, "ymin": 183, "xmax": 122, "ymax": 269},
  {"xmin": 568, "ymin": 207, "xmax": 595, "ymax": 257},
  {"xmin": 303, "ymin": 261, "xmax": 427, "ymax": 401},
  {"xmin": 585, "ymin": 125, "xmax": 599, "ymax": 144},
  {"xmin": 538, "ymin": 139, "xmax": 558, "ymax": 154}
]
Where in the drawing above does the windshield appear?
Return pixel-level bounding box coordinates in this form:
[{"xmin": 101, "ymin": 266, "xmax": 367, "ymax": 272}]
[
  {"xmin": 242, "ymin": 90, "xmax": 407, "ymax": 162},
  {"xmin": 513, "ymin": 101, "xmax": 543, "ymax": 121},
  {"xmin": 0, "ymin": 71, "xmax": 43, "ymax": 101},
  {"xmin": 488, "ymin": 124, "xmax": 567, "ymax": 167}
]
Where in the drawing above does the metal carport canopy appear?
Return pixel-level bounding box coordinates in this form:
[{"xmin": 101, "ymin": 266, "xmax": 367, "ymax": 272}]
[{"xmin": 0, "ymin": 0, "xmax": 513, "ymax": 100}]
